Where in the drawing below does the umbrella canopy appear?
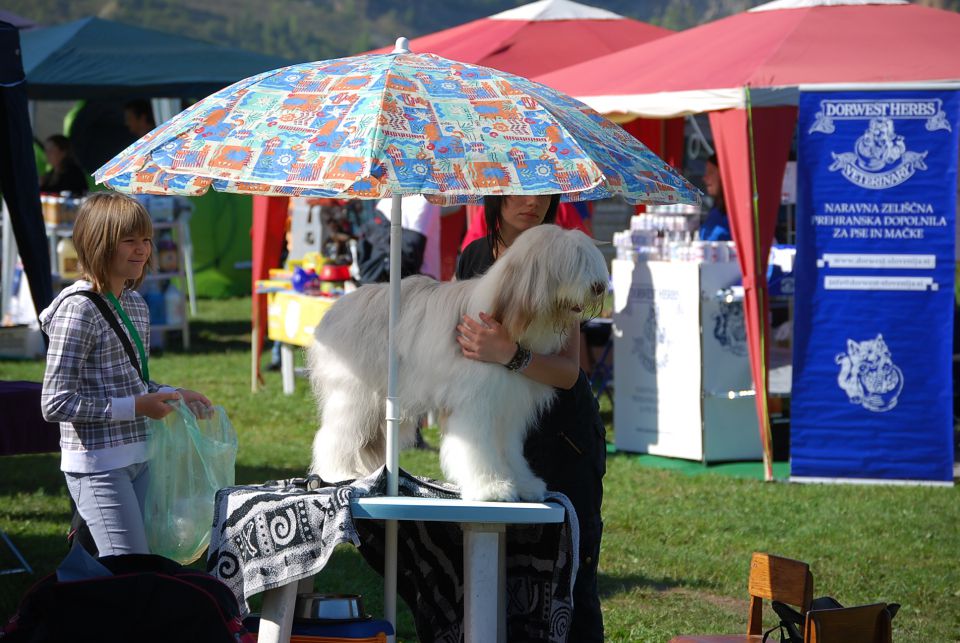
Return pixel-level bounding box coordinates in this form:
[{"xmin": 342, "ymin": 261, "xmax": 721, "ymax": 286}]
[
  {"xmin": 95, "ymin": 51, "xmax": 700, "ymax": 206},
  {"xmin": 363, "ymin": 0, "xmax": 671, "ymax": 78},
  {"xmin": 21, "ymin": 17, "xmax": 291, "ymax": 100},
  {"xmin": 536, "ymin": 0, "xmax": 960, "ymax": 117}
]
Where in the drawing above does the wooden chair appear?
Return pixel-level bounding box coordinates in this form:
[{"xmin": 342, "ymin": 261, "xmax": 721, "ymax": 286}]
[
  {"xmin": 669, "ymin": 552, "xmax": 814, "ymax": 642},
  {"xmin": 804, "ymin": 603, "xmax": 893, "ymax": 643}
]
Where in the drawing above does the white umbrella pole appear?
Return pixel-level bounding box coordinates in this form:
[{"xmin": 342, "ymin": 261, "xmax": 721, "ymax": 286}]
[{"xmin": 384, "ymin": 194, "xmax": 402, "ymax": 635}]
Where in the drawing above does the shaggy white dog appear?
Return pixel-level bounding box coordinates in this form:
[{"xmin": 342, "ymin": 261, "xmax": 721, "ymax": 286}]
[{"xmin": 308, "ymin": 224, "xmax": 608, "ymax": 501}]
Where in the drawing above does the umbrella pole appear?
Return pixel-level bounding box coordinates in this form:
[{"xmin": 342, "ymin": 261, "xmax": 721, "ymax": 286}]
[{"xmin": 384, "ymin": 194, "xmax": 402, "ymax": 634}]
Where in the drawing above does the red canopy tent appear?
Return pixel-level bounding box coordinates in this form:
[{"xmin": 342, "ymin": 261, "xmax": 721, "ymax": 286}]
[
  {"xmin": 250, "ymin": 0, "xmax": 675, "ymax": 385},
  {"xmin": 364, "ymin": 0, "xmax": 671, "ymax": 78},
  {"xmin": 535, "ymin": 0, "xmax": 960, "ymax": 479}
]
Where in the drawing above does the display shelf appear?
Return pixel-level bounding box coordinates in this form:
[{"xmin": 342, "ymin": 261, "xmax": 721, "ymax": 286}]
[
  {"xmin": 142, "ymin": 272, "xmax": 180, "ymax": 281},
  {"xmin": 45, "ymin": 215, "xmax": 192, "ymax": 349}
]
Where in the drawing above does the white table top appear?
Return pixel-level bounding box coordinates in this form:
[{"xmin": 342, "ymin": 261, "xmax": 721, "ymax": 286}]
[{"xmin": 351, "ymin": 496, "xmax": 564, "ymax": 524}]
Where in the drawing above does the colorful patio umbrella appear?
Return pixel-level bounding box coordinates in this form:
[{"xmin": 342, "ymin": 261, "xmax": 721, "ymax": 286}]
[
  {"xmin": 95, "ymin": 39, "xmax": 700, "ymax": 630},
  {"xmin": 95, "ymin": 50, "xmax": 696, "ymax": 204}
]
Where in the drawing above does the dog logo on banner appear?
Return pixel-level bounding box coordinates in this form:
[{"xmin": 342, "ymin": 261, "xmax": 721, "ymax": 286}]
[
  {"xmin": 835, "ymin": 334, "xmax": 904, "ymax": 412},
  {"xmin": 712, "ymin": 301, "xmax": 747, "ymax": 356},
  {"xmin": 809, "ymin": 98, "xmax": 952, "ymax": 190}
]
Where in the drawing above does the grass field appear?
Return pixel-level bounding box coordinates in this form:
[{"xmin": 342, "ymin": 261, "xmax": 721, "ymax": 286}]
[{"xmin": 1, "ymin": 297, "xmax": 957, "ymax": 641}]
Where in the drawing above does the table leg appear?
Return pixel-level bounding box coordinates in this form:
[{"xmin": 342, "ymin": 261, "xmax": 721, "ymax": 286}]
[
  {"xmin": 463, "ymin": 522, "xmax": 506, "ymax": 643},
  {"xmin": 258, "ymin": 581, "xmax": 298, "ymax": 643},
  {"xmin": 281, "ymin": 343, "xmax": 295, "ymax": 395}
]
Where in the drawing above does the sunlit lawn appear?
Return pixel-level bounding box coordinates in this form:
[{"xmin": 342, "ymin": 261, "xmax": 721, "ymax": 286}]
[{"xmin": 1, "ymin": 297, "xmax": 957, "ymax": 641}]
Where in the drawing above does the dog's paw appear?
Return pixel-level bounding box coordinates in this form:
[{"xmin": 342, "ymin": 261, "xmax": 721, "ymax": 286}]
[
  {"xmin": 461, "ymin": 479, "xmax": 518, "ymax": 502},
  {"xmin": 515, "ymin": 476, "xmax": 547, "ymax": 502}
]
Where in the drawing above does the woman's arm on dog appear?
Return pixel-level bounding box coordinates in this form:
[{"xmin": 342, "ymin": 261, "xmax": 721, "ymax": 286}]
[{"xmin": 457, "ymin": 312, "xmax": 580, "ymax": 389}]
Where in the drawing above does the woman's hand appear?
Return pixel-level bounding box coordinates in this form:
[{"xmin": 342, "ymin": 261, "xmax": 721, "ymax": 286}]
[
  {"xmin": 179, "ymin": 388, "xmax": 214, "ymax": 419},
  {"xmin": 456, "ymin": 312, "xmax": 517, "ymax": 364},
  {"xmin": 135, "ymin": 392, "xmax": 181, "ymax": 419}
]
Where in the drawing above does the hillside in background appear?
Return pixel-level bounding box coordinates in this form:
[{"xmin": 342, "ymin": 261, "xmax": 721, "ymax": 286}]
[{"xmin": 11, "ymin": 0, "xmax": 959, "ymax": 62}]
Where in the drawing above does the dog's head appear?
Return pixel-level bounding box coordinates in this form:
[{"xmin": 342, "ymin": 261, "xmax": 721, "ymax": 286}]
[{"xmin": 489, "ymin": 224, "xmax": 608, "ymax": 350}]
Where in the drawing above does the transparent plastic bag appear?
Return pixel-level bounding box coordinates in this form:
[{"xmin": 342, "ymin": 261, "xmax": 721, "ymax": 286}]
[{"xmin": 144, "ymin": 400, "xmax": 238, "ymax": 564}]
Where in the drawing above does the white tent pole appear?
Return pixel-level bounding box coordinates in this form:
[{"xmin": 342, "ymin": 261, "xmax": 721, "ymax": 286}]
[
  {"xmin": 383, "ymin": 193, "xmax": 403, "ymax": 636},
  {"xmin": 382, "ymin": 38, "xmax": 410, "ymax": 640}
]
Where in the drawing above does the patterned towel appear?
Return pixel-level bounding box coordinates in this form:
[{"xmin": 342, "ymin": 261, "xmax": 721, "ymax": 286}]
[{"xmin": 207, "ymin": 468, "xmax": 578, "ymax": 643}]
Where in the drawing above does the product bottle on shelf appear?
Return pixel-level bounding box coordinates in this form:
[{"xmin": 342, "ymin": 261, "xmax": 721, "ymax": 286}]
[
  {"xmin": 141, "ymin": 281, "xmax": 166, "ymax": 327},
  {"xmin": 157, "ymin": 233, "xmax": 179, "ymax": 273},
  {"xmin": 164, "ymin": 282, "xmax": 184, "ymax": 326},
  {"xmin": 56, "ymin": 238, "xmax": 80, "ymax": 280}
]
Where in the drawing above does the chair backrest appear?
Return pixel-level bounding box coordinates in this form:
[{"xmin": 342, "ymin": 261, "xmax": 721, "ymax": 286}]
[
  {"xmin": 746, "ymin": 552, "xmax": 814, "ymax": 635},
  {"xmin": 804, "ymin": 603, "xmax": 893, "ymax": 643}
]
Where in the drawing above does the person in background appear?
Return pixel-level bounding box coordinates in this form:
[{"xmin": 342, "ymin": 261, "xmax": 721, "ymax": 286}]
[
  {"xmin": 124, "ymin": 99, "xmax": 156, "ymax": 138},
  {"xmin": 40, "ymin": 135, "xmax": 89, "ymax": 195},
  {"xmin": 456, "ymin": 195, "xmax": 606, "ymax": 642},
  {"xmin": 374, "ymin": 195, "xmax": 441, "ymax": 279},
  {"xmin": 40, "ymin": 192, "xmax": 212, "ymax": 556},
  {"xmin": 699, "ymin": 153, "xmax": 732, "ymax": 241}
]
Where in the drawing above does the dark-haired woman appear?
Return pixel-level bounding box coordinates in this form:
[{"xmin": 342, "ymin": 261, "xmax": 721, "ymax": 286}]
[
  {"xmin": 456, "ymin": 194, "xmax": 606, "ymax": 642},
  {"xmin": 699, "ymin": 153, "xmax": 731, "ymax": 241},
  {"xmin": 40, "ymin": 135, "xmax": 88, "ymax": 195}
]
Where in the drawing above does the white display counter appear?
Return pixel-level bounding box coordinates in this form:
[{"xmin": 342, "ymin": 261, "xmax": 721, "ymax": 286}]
[{"xmin": 611, "ymin": 259, "xmax": 762, "ymax": 462}]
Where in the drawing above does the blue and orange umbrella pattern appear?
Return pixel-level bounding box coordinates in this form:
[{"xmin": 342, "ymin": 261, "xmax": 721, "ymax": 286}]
[{"xmin": 96, "ymin": 50, "xmax": 700, "ymax": 205}]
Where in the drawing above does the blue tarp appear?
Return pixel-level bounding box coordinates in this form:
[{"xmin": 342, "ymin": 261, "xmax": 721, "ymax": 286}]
[{"xmin": 21, "ymin": 17, "xmax": 291, "ymax": 100}]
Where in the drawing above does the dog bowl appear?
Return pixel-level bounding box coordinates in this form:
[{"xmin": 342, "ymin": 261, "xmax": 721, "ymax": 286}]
[
  {"xmin": 319, "ymin": 263, "xmax": 351, "ymax": 282},
  {"xmin": 294, "ymin": 593, "xmax": 367, "ymax": 621}
]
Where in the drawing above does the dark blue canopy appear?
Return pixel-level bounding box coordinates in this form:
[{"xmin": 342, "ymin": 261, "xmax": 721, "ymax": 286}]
[{"xmin": 22, "ymin": 17, "xmax": 292, "ymax": 100}]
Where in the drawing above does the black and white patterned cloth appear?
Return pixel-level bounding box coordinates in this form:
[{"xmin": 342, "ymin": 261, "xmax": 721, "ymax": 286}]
[{"xmin": 207, "ymin": 467, "xmax": 579, "ymax": 643}]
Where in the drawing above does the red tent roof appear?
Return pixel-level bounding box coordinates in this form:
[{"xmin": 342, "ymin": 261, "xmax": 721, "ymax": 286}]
[
  {"xmin": 365, "ymin": 0, "xmax": 671, "ymax": 78},
  {"xmin": 536, "ymin": 0, "xmax": 960, "ymax": 117}
]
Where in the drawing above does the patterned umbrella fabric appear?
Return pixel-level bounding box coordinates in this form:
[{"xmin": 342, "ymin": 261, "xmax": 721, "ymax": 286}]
[{"xmin": 95, "ymin": 50, "xmax": 699, "ymax": 205}]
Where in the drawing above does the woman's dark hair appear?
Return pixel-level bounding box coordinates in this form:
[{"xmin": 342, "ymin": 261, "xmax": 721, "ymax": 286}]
[
  {"xmin": 124, "ymin": 98, "xmax": 156, "ymax": 127},
  {"xmin": 482, "ymin": 194, "xmax": 561, "ymax": 254},
  {"xmin": 706, "ymin": 153, "xmax": 725, "ymax": 212},
  {"xmin": 45, "ymin": 134, "xmax": 72, "ymax": 154}
]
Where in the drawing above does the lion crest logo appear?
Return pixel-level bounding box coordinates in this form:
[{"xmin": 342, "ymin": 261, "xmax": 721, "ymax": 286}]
[
  {"xmin": 712, "ymin": 301, "xmax": 747, "ymax": 356},
  {"xmin": 835, "ymin": 334, "xmax": 904, "ymax": 413},
  {"xmin": 635, "ymin": 304, "xmax": 669, "ymax": 373}
]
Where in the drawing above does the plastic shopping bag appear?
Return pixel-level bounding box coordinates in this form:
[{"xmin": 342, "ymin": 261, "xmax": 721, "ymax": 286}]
[{"xmin": 144, "ymin": 400, "xmax": 238, "ymax": 564}]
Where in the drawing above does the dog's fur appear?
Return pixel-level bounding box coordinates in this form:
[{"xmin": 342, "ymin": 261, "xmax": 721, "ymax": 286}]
[{"xmin": 308, "ymin": 224, "xmax": 609, "ymax": 501}]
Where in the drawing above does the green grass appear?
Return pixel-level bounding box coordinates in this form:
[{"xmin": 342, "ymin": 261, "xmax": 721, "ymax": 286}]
[{"xmin": 2, "ymin": 297, "xmax": 958, "ymax": 641}]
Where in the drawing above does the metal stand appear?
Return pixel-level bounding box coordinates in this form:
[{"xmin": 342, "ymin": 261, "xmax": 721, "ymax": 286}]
[{"xmin": 0, "ymin": 529, "xmax": 33, "ymax": 576}]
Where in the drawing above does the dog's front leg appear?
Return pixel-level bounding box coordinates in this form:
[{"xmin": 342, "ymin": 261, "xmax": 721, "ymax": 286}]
[
  {"xmin": 504, "ymin": 420, "xmax": 547, "ymax": 501},
  {"xmin": 442, "ymin": 406, "xmax": 518, "ymax": 502}
]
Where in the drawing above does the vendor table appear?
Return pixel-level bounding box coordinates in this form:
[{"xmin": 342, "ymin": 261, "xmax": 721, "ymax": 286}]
[
  {"xmin": 253, "ymin": 284, "xmax": 336, "ymax": 394},
  {"xmin": 257, "ymin": 497, "xmax": 565, "ymax": 643},
  {"xmin": 611, "ymin": 259, "xmax": 762, "ymax": 462}
]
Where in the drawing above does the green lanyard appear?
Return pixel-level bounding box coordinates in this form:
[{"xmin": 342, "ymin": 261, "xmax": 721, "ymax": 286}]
[{"xmin": 105, "ymin": 291, "xmax": 150, "ymax": 383}]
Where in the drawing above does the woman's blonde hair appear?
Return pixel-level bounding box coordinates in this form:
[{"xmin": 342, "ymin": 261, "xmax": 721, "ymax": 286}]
[{"xmin": 73, "ymin": 192, "xmax": 154, "ymax": 293}]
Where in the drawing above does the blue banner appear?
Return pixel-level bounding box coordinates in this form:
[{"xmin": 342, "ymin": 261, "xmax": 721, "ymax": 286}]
[{"xmin": 792, "ymin": 90, "xmax": 958, "ymax": 483}]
